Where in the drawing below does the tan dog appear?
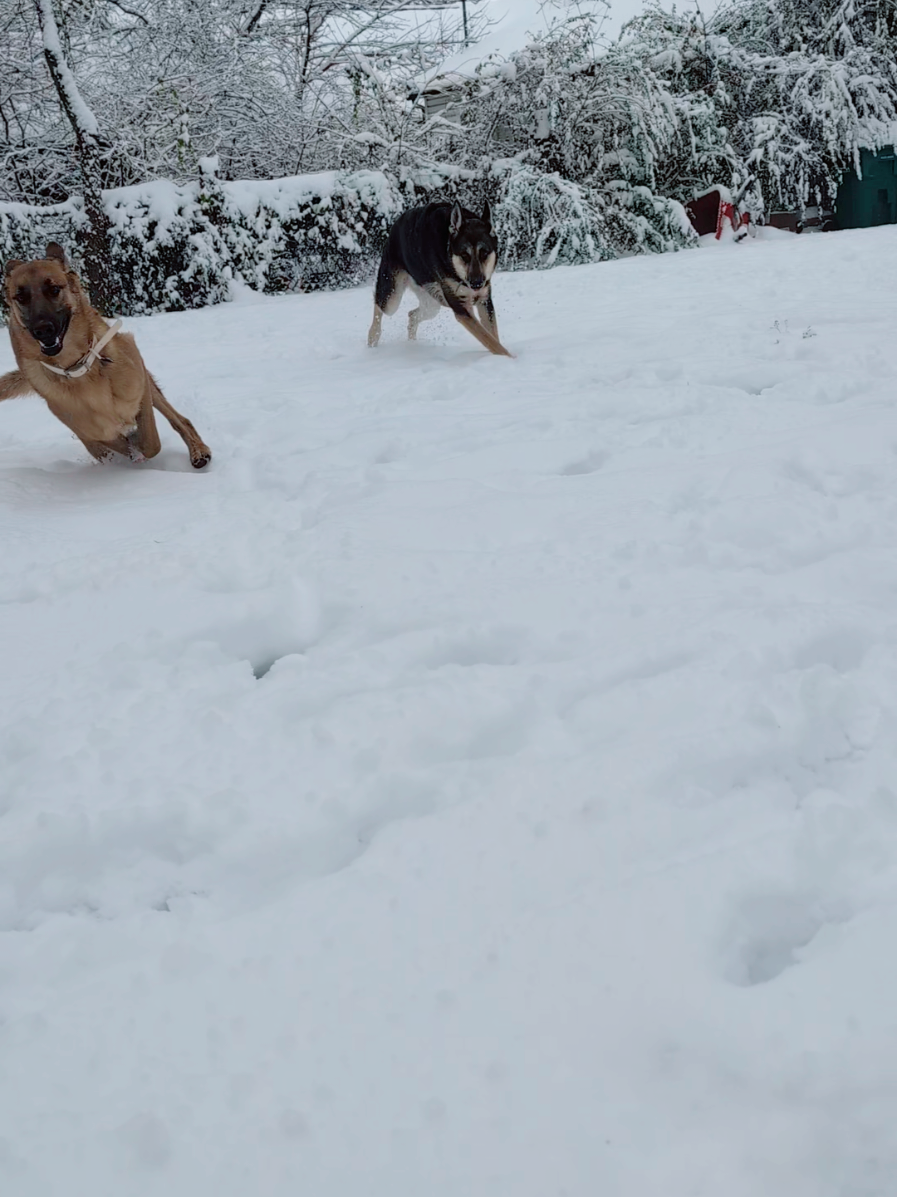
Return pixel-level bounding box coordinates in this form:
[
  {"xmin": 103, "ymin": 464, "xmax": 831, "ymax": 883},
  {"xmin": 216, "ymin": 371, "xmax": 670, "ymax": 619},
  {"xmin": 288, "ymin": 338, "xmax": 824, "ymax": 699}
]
[{"xmin": 0, "ymin": 243, "xmax": 211, "ymax": 468}]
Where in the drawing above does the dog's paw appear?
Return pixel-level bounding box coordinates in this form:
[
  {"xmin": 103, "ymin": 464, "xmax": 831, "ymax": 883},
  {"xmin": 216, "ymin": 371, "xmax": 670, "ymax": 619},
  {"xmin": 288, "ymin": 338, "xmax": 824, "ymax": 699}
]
[{"xmin": 191, "ymin": 450, "xmax": 211, "ymax": 470}]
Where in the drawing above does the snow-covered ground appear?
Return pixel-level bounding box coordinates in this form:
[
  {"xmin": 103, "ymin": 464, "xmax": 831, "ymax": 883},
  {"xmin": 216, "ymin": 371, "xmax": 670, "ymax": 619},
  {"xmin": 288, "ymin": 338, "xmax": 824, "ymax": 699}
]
[{"xmin": 3, "ymin": 226, "xmax": 897, "ymax": 1194}]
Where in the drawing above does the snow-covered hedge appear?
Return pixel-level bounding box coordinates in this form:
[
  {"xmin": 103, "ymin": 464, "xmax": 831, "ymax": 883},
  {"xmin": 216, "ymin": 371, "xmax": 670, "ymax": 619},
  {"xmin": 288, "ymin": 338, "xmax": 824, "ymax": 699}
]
[
  {"xmin": 0, "ymin": 199, "xmax": 85, "ymax": 275},
  {"xmin": 1, "ymin": 161, "xmax": 405, "ymax": 317},
  {"xmin": 1, "ymin": 156, "xmax": 695, "ymax": 319},
  {"xmin": 198, "ymin": 161, "xmax": 404, "ymax": 297}
]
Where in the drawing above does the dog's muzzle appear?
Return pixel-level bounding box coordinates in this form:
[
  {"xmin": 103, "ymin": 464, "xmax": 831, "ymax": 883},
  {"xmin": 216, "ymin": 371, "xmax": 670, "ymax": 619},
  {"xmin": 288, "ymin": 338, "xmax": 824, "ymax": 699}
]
[{"xmin": 30, "ymin": 314, "xmax": 70, "ymax": 357}]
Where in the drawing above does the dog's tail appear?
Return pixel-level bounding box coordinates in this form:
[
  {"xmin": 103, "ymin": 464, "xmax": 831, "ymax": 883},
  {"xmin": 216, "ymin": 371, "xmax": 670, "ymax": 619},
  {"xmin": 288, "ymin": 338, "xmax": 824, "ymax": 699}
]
[{"xmin": 374, "ymin": 254, "xmax": 396, "ymax": 314}]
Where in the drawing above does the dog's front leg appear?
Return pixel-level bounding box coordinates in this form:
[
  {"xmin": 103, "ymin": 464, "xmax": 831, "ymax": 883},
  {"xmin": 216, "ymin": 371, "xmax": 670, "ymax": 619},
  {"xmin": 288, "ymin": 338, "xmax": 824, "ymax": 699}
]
[
  {"xmin": 0, "ymin": 370, "xmax": 32, "ymax": 402},
  {"xmin": 79, "ymin": 436, "xmax": 123, "ymax": 463},
  {"xmin": 452, "ymin": 305, "xmax": 513, "ymax": 357},
  {"xmin": 130, "ymin": 383, "xmax": 162, "ymax": 462},
  {"xmin": 477, "ymin": 294, "xmax": 500, "ymax": 342},
  {"xmin": 80, "ymin": 428, "xmax": 148, "ymax": 464},
  {"xmin": 123, "ymin": 425, "xmax": 147, "ymax": 463},
  {"xmin": 106, "ymin": 381, "xmax": 157, "ymax": 463}
]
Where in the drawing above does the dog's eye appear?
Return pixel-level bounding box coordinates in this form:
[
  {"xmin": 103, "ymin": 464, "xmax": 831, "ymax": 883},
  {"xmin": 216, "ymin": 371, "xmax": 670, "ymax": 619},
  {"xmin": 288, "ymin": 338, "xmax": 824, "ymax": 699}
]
[
  {"xmin": 460, "ymin": 252, "xmax": 471, "ymax": 263},
  {"xmin": 14, "ymin": 289, "xmax": 29, "ymax": 304},
  {"xmin": 48, "ymin": 285, "xmax": 62, "ymax": 298}
]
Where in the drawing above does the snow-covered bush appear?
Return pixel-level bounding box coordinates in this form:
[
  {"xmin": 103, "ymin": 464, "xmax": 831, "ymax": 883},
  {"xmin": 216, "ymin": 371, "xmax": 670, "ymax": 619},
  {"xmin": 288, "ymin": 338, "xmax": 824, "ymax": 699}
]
[
  {"xmin": 492, "ymin": 164, "xmax": 694, "ymax": 269},
  {"xmin": 625, "ymin": 1, "xmax": 897, "ymax": 213},
  {"xmin": 212, "ymin": 168, "xmax": 403, "ymax": 295},
  {"xmin": 434, "ymin": 9, "xmax": 698, "ymax": 264},
  {"xmin": 105, "ymin": 177, "xmax": 230, "ymax": 314},
  {"xmin": 0, "ymin": 199, "xmax": 83, "ymax": 271},
  {"xmin": 494, "ymin": 165, "xmax": 611, "ymax": 268}
]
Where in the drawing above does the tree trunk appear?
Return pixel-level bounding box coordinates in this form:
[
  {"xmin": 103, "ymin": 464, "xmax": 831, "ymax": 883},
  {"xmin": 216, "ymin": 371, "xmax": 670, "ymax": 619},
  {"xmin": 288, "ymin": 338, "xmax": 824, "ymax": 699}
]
[{"xmin": 34, "ymin": 0, "xmax": 117, "ymax": 314}]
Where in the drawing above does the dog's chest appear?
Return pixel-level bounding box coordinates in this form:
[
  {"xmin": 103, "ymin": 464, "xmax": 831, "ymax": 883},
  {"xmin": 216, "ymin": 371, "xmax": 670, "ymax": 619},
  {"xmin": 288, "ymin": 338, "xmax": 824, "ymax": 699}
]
[
  {"xmin": 411, "ymin": 280, "xmax": 451, "ymax": 308},
  {"xmin": 413, "ymin": 278, "xmax": 489, "ymax": 307},
  {"xmin": 24, "ymin": 360, "xmax": 130, "ymax": 440},
  {"xmin": 441, "ymin": 276, "xmax": 490, "ymax": 304}
]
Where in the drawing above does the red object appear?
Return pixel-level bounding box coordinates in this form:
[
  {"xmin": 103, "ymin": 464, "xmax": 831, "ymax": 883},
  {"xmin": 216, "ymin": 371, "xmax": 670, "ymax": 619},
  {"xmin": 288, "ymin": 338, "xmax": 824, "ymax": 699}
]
[
  {"xmin": 686, "ymin": 189, "xmax": 751, "ymax": 239},
  {"xmin": 716, "ymin": 201, "xmax": 750, "ymax": 239}
]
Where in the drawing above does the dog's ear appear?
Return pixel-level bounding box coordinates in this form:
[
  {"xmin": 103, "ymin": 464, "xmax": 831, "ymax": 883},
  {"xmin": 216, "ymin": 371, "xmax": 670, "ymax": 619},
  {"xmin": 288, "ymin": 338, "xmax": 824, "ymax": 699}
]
[
  {"xmin": 482, "ymin": 199, "xmax": 494, "ymax": 235},
  {"xmin": 449, "ymin": 201, "xmax": 463, "ymax": 236},
  {"xmin": 45, "ymin": 242, "xmax": 67, "ymax": 265},
  {"xmin": 4, "ymin": 259, "xmax": 23, "ymax": 278},
  {"xmin": 65, "ymin": 269, "xmax": 82, "ymax": 294}
]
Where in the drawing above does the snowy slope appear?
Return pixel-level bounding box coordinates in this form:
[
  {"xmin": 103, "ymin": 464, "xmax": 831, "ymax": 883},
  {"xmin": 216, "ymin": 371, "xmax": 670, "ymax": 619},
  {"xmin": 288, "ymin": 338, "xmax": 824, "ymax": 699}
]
[{"xmin": 3, "ymin": 227, "xmax": 897, "ymax": 1195}]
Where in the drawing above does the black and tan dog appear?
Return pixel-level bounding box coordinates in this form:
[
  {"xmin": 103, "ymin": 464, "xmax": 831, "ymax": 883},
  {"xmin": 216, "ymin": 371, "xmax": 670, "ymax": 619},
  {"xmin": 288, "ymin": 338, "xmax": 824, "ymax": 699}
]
[
  {"xmin": 0, "ymin": 243, "xmax": 211, "ymax": 468},
  {"xmin": 367, "ymin": 200, "xmax": 512, "ymax": 357}
]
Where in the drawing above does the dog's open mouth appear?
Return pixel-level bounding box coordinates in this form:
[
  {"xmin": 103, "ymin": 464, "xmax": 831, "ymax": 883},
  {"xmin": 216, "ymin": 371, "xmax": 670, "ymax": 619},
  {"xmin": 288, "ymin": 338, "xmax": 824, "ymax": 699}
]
[{"xmin": 32, "ymin": 313, "xmax": 71, "ymax": 358}]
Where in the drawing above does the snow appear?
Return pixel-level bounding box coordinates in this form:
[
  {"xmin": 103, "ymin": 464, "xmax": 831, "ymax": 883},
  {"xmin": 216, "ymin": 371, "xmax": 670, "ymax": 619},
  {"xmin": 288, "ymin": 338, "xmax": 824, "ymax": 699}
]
[
  {"xmin": 428, "ymin": 0, "xmax": 720, "ymax": 80},
  {"xmin": 428, "ymin": 0, "xmax": 583, "ymax": 80},
  {"xmin": 224, "ymin": 170, "xmax": 397, "ymax": 222},
  {"xmin": 4, "ymin": 225, "xmax": 897, "ymax": 1193},
  {"xmin": 104, "ymin": 178, "xmax": 197, "ymax": 232},
  {"xmin": 103, "ymin": 170, "xmax": 394, "ymax": 235}
]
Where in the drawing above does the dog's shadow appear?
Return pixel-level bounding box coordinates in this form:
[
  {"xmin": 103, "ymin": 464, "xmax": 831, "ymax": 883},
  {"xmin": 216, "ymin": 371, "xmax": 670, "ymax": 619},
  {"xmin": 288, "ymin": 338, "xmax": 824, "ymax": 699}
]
[
  {"xmin": 96, "ymin": 447, "xmax": 200, "ymax": 474},
  {"xmin": 369, "ymin": 339, "xmax": 515, "ymax": 367},
  {"xmin": 0, "ymin": 447, "xmax": 203, "ymax": 505}
]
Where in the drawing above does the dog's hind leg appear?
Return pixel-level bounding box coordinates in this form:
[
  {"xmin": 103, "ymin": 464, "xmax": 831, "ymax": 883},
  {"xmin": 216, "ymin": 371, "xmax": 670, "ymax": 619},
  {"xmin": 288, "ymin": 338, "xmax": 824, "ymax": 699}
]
[
  {"xmin": 147, "ymin": 373, "xmax": 211, "ymax": 469},
  {"xmin": 368, "ymin": 263, "xmax": 408, "ymax": 347},
  {"xmin": 408, "ymin": 286, "xmax": 441, "ymax": 341},
  {"xmin": 368, "ymin": 306, "xmax": 384, "ymax": 348}
]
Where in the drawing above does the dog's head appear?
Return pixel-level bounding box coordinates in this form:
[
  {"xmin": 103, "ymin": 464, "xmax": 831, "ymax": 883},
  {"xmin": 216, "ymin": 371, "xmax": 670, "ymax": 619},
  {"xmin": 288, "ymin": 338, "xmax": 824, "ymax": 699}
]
[
  {"xmin": 4, "ymin": 243, "xmax": 83, "ymax": 357},
  {"xmin": 448, "ymin": 201, "xmax": 498, "ymax": 294}
]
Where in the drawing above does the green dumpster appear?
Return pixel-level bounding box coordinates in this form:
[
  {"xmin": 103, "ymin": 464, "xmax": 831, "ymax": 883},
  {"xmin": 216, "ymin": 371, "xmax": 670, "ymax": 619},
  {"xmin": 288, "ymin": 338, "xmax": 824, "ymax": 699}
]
[{"xmin": 835, "ymin": 146, "xmax": 897, "ymax": 229}]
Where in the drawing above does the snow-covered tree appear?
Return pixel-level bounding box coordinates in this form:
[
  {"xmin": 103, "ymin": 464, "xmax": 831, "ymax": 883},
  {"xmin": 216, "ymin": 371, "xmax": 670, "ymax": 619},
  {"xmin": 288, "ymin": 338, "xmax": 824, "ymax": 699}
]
[
  {"xmin": 0, "ymin": 0, "xmax": 486, "ymax": 203},
  {"xmin": 618, "ymin": 0, "xmax": 897, "ymax": 213},
  {"xmin": 33, "ymin": 0, "xmax": 116, "ymax": 311}
]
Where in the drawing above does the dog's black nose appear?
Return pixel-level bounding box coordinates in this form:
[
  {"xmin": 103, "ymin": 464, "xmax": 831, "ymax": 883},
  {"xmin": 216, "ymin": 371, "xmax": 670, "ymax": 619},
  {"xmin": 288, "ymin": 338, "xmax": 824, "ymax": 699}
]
[
  {"xmin": 32, "ymin": 322, "xmax": 57, "ymax": 344},
  {"xmin": 469, "ymin": 277, "xmax": 485, "ymax": 290}
]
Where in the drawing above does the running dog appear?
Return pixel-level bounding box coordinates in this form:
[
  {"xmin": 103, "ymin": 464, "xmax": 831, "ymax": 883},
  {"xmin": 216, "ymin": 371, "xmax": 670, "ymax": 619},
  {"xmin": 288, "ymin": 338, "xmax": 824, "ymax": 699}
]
[
  {"xmin": 367, "ymin": 201, "xmax": 512, "ymax": 357},
  {"xmin": 0, "ymin": 243, "xmax": 211, "ymax": 468}
]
